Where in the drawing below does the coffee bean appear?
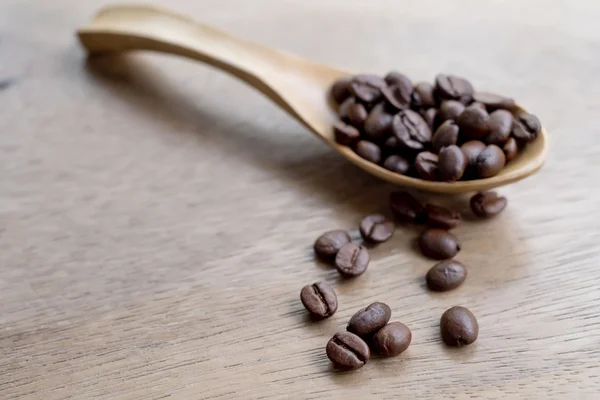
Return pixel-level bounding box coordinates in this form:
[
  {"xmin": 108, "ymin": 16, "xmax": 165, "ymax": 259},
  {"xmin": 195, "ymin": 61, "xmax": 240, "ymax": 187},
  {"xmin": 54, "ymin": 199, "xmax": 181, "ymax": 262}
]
[
  {"xmin": 438, "ymin": 100, "xmax": 465, "ymax": 123},
  {"xmin": 512, "ymin": 113, "xmax": 541, "ymax": 142},
  {"xmin": 330, "ymin": 76, "xmax": 352, "ymax": 104},
  {"xmin": 383, "ymin": 155, "xmax": 409, "ymax": 174},
  {"xmin": 438, "ymin": 145, "xmax": 467, "ymax": 182},
  {"xmin": 389, "ymin": 191, "xmax": 425, "ymax": 222},
  {"xmin": 326, "ymin": 331, "xmax": 370, "ymax": 369},
  {"xmin": 460, "ymin": 140, "xmax": 486, "ymax": 167},
  {"xmin": 475, "ymin": 144, "xmax": 506, "ymax": 178},
  {"xmin": 347, "ymin": 102, "xmax": 368, "ymax": 128},
  {"xmin": 432, "ymin": 120, "xmax": 459, "ymax": 153},
  {"xmin": 359, "ymin": 214, "xmax": 394, "ymax": 243},
  {"xmin": 382, "ymin": 83, "xmax": 412, "ymax": 110},
  {"xmin": 333, "ymin": 122, "xmax": 360, "ymax": 146},
  {"xmin": 335, "ymin": 243, "xmax": 369, "ymax": 277},
  {"xmin": 470, "ymin": 102, "xmax": 487, "ymax": 111},
  {"xmin": 502, "ymin": 137, "xmax": 518, "ymax": 162},
  {"xmin": 440, "ymin": 306, "xmax": 479, "ymax": 346},
  {"xmin": 383, "ymin": 136, "xmax": 401, "ymax": 152},
  {"xmin": 364, "ymin": 103, "xmax": 394, "ymax": 140},
  {"xmin": 485, "ymin": 110, "xmax": 513, "ymax": 145},
  {"xmin": 426, "ymin": 260, "xmax": 467, "ymax": 291},
  {"xmin": 384, "ymin": 71, "xmax": 412, "ymax": 88},
  {"xmin": 391, "ymin": 109, "xmax": 432, "ymax": 150},
  {"xmin": 435, "ymin": 74, "xmax": 474, "ymax": 104},
  {"xmin": 415, "ymin": 151, "xmax": 439, "ymax": 181},
  {"xmin": 347, "ymin": 302, "xmax": 392, "ymax": 338},
  {"xmin": 355, "ymin": 140, "xmax": 382, "ymax": 164},
  {"xmin": 457, "ymin": 105, "xmax": 491, "ymax": 139},
  {"xmin": 371, "ymin": 322, "xmax": 412, "ymax": 357},
  {"xmin": 300, "ymin": 282, "xmax": 338, "ymax": 318},
  {"xmin": 418, "ymin": 228, "xmax": 460, "ymax": 259},
  {"xmin": 350, "ymin": 74, "xmax": 386, "ymax": 104},
  {"xmin": 425, "ymin": 204, "xmax": 461, "ymax": 229},
  {"xmin": 473, "ymin": 91, "xmax": 516, "ymax": 111},
  {"xmin": 412, "ymin": 82, "xmax": 436, "ymax": 109},
  {"xmin": 470, "ymin": 191, "xmax": 508, "ymax": 218},
  {"xmin": 314, "ymin": 230, "xmax": 351, "ymax": 259},
  {"xmin": 338, "ymin": 97, "xmax": 355, "ymax": 121},
  {"xmin": 421, "ymin": 108, "xmax": 438, "ymax": 131}
]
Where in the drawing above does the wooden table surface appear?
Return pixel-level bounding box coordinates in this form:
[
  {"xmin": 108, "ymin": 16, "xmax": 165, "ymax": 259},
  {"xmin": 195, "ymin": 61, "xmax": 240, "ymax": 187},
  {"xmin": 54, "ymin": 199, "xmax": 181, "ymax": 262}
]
[{"xmin": 2, "ymin": 1, "xmax": 600, "ymax": 398}]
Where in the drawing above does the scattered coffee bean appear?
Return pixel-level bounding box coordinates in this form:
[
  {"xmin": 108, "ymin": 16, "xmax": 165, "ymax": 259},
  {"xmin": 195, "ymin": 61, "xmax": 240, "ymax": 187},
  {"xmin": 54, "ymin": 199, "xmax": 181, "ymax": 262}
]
[
  {"xmin": 314, "ymin": 230, "xmax": 351, "ymax": 259},
  {"xmin": 435, "ymin": 74, "xmax": 474, "ymax": 104},
  {"xmin": 437, "ymin": 100, "xmax": 465, "ymax": 123},
  {"xmin": 382, "ymin": 83, "xmax": 412, "ymax": 110},
  {"xmin": 330, "ymin": 76, "xmax": 352, "ymax": 104},
  {"xmin": 347, "ymin": 102, "xmax": 368, "ymax": 128},
  {"xmin": 440, "ymin": 306, "xmax": 479, "ymax": 346},
  {"xmin": 384, "ymin": 71, "xmax": 412, "ymax": 89},
  {"xmin": 418, "ymin": 228, "xmax": 461, "ymax": 260},
  {"xmin": 470, "ymin": 191, "xmax": 508, "ymax": 218},
  {"xmin": 300, "ymin": 282, "xmax": 338, "ymax": 318},
  {"xmin": 421, "ymin": 108, "xmax": 438, "ymax": 131},
  {"xmin": 392, "ymin": 109, "xmax": 432, "ymax": 150},
  {"xmin": 415, "ymin": 151, "xmax": 439, "ymax": 181},
  {"xmin": 383, "ymin": 155, "xmax": 409, "ymax": 174},
  {"xmin": 335, "ymin": 243, "xmax": 370, "ymax": 277},
  {"xmin": 432, "ymin": 120, "xmax": 459, "ymax": 153},
  {"xmin": 438, "ymin": 145, "xmax": 467, "ymax": 182},
  {"xmin": 424, "ymin": 204, "xmax": 461, "ymax": 229},
  {"xmin": 475, "ymin": 144, "xmax": 506, "ymax": 178},
  {"xmin": 426, "ymin": 260, "xmax": 467, "ymax": 291},
  {"xmin": 457, "ymin": 105, "xmax": 491, "ymax": 139},
  {"xmin": 364, "ymin": 103, "xmax": 394, "ymax": 140},
  {"xmin": 502, "ymin": 137, "xmax": 518, "ymax": 162},
  {"xmin": 333, "ymin": 122, "xmax": 361, "ymax": 146},
  {"xmin": 412, "ymin": 82, "xmax": 436, "ymax": 109},
  {"xmin": 326, "ymin": 331, "xmax": 370, "ymax": 369},
  {"xmin": 485, "ymin": 110, "xmax": 513, "ymax": 146},
  {"xmin": 371, "ymin": 322, "xmax": 412, "ymax": 357},
  {"xmin": 350, "ymin": 74, "xmax": 386, "ymax": 104},
  {"xmin": 512, "ymin": 113, "xmax": 541, "ymax": 143},
  {"xmin": 390, "ymin": 191, "xmax": 425, "ymax": 223},
  {"xmin": 355, "ymin": 140, "xmax": 382, "ymax": 164},
  {"xmin": 473, "ymin": 91, "xmax": 515, "ymax": 111},
  {"xmin": 460, "ymin": 140, "xmax": 486, "ymax": 167},
  {"xmin": 347, "ymin": 302, "xmax": 392, "ymax": 338},
  {"xmin": 359, "ymin": 214, "xmax": 394, "ymax": 243}
]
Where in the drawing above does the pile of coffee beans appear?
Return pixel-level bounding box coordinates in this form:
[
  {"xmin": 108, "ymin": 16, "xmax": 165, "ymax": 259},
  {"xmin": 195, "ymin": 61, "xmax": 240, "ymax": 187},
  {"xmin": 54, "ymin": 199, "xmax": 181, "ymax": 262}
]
[{"xmin": 330, "ymin": 73, "xmax": 542, "ymax": 181}]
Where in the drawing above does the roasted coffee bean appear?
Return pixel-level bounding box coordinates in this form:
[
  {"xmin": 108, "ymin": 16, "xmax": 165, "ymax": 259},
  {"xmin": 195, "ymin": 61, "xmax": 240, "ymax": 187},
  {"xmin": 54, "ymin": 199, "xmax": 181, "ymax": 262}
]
[
  {"xmin": 314, "ymin": 230, "xmax": 352, "ymax": 259},
  {"xmin": 383, "ymin": 155, "xmax": 409, "ymax": 174},
  {"xmin": 326, "ymin": 331, "xmax": 370, "ymax": 369},
  {"xmin": 300, "ymin": 282, "xmax": 338, "ymax": 318},
  {"xmin": 347, "ymin": 302, "xmax": 392, "ymax": 338},
  {"xmin": 412, "ymin": 82, "xmax": 436, "ymax": 109},
  {"xmin": 473, "ymin": 91, "xmax": 516, "ymax": 111},
  {"xmin": 382, "ymin": 83, "xmax": 412, "ymax": 110},
  {"xmin": 392, "ymin": 109, "xmax": 432, "ymax": 150},
  {"xmin": 435, "ymin": 74, "xmax": 474, "ymax": 104},
  {"xmin": 330, "ymin": 76, "xmax": 352, "ymax": 104},
  {"xmin": 338, "ymin": 97, "xmax": 355, "ymax": 121},
  {"xmin": 460, "ymin": 140, "xmax": 486, "ymax": 167},
  {"xmin": 512, "ymin": 113, "xmax": 541, "ymax": 142},
  {"xmin": 425, "ymin": 204, "xmax": 461, "ymax": 229},
  {"xmin": 359, "ymin": 214, "xmax": 394, "ymax": 243},
  {"xmin": 438, "ymin": 100, "xmax": 465, "ymax": 123},
  {"xmin": 371, "ymin": 322, "xmax": 412, "ymax": 357},
  {"xmin": 333, "ymin": 122, "xmax": 360, "ymax": 146},
  {"xmin": 390, "ymin": 191, "xmax": 425, "ymax": 222},
  {"xmin": 502, "ymin": 137, "xmax": 518, "ymax": 162},
  {"xmin": 350, "ymin": 74, "xmax": 386, "ymax": 104},
  {"xmin": 470, "ymin": 102, "xmax": 487, "ymax": 111},
  {"xmin": 440, "ymin": 306, "xmax": 479, "ymax": 346},
  {"xmin": 438, "ymin": 145, "xmax": 467, "ymax": 182},
  {"xmin": 418, "ymin": 228, "xmax": 461, "ymax": 260},
  {"xmin": 415, "ymin": 151, "xmax": 439, "ymax": 181},
  {"xmin": 470, "ymin": 191, "xmax": 508, "ymax": 218},
  {"xmin": 457, "ymin": 105, "xmax": 491, "ymax": 139},
  {"xmin": 347, "ymin": 102, "xmax": 368, "ymax": 128},
  {"xmin": 355, "ymin": 140, "xmax": 382, "ymax": 164},
  {"xmin": 485, "ymin": 110, "xmax": 513, "ymax": 145},
  {"xmin": 421, "ymin": 108, "xmax": 438, "ymax": 132},
  {"xmin": 432, "ymin": 120, "xmax": 460, "ymax": 153},
  {"xmin": 426, "ymin": 260, "xmax": 467, "ymax": 291},
  {"xmin": 383, "ymin": 136, "xmax": 401, "ymax": 152},
  {"xmin": 364, "ymin": 103, "xmax": 394, "ymax": 140},
  {"xmin": 384, "ymin": 71, "xmax": 412, "ymax": 88},
  {"xmin": 335, "ymin": 243, "xmax": 370, "ymax": 277},
  {"xmin": 475, "ymin": 144, "xmax": 506, "ymax": 178}
]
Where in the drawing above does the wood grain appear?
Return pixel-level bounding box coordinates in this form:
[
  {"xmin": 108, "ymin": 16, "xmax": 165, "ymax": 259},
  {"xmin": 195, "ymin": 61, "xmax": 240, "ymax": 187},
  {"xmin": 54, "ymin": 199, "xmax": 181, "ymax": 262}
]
[{"xmin": 1, "ymin": 0, "xmax": 599, "ymax": 398}]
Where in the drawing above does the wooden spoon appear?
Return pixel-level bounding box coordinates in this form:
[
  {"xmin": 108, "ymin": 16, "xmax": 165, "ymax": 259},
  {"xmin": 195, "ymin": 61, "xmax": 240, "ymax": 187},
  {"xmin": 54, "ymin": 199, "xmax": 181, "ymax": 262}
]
[{"xmin": 77, "ymin": 4, "xmax": 548, "ymax": 194}]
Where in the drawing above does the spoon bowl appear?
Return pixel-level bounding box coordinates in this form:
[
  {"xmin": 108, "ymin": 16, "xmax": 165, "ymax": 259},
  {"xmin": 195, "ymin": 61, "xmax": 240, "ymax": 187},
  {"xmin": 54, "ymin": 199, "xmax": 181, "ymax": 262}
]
[{"xmin": 78, "ymin": 4, "xmax": 548, "ymax": 194}]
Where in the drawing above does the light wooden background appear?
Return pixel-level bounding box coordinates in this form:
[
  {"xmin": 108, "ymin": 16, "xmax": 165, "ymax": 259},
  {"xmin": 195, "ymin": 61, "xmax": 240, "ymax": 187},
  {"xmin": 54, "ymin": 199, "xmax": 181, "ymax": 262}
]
[{"xmin": 2, "ymin": 1, "xmax": 600, "ymax": 399}]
